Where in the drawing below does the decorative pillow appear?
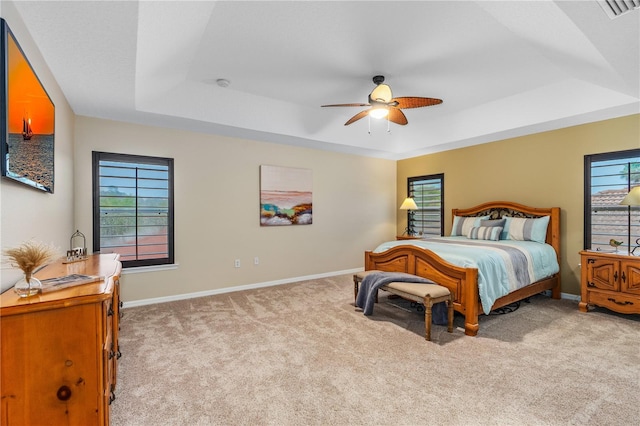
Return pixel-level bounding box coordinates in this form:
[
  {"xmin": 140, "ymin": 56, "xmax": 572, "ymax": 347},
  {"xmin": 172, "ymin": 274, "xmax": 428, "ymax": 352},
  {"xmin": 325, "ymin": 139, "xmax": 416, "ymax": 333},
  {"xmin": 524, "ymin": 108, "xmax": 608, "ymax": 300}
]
[
  {"xmin": 506, "ymin": 216, "xmax": 550, "ymax": 243},
  {"xmin": 468, "ymin": 226, "xmax": 503, "ymax": 241},
  {"xmin": 500, "ymin": 216, "xmax": 513, "ymax": 240},
  {"xmin": 480, "ymin": 218, "xmax": 506, "ymax": 228},
  {"xmin": 451, "ymin": 215, "xmax": 489, "ymax": 236}
]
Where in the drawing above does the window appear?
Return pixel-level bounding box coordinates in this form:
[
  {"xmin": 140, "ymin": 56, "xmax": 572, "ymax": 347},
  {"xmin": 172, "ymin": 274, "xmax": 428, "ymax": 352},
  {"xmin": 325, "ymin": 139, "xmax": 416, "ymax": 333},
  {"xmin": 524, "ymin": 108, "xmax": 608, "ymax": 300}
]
[
  {"xmin": 93, "ymin": 152, "xmax": 174, "ymax": 268},
  {"xmin": 585, "ymin": 149, "xmax": 640, "ymax": 253},
  {"xmin": 407, "ymin": 174, "xmax": 444, "ymax": 237}
]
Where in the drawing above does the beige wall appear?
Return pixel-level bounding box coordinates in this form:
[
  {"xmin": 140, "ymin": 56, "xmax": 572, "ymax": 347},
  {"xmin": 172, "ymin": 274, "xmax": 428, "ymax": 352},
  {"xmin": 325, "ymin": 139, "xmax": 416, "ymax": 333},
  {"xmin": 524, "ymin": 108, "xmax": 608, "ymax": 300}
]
[
  {"xmin": 397, "ymin": 114, "xmax": 640, "ymax": 296},
  {"xmin": 0, "ymin": 5, "xmax": 75, "ymax": 292},
  {"xmin": 74, "ymin": 116, "xmax": 397, "ymax": 303}
]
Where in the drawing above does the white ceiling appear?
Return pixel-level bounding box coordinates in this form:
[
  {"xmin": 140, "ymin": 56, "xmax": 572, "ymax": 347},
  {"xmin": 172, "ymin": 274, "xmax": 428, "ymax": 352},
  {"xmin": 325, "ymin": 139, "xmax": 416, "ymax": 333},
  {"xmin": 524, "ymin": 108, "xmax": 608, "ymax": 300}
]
[{"xmin": 11, "ymin": 0, "xmax": 640, "ymax": 160}]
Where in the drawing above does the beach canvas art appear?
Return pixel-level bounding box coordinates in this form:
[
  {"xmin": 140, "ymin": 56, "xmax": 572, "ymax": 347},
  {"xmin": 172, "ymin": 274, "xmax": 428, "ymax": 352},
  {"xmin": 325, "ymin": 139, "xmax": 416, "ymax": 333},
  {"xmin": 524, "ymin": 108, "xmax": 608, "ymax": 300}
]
[
  {"xmin": 260, "ymin": 165, "xmax": 312, "ymax": 226},
  {"xmin": 1, "ymin": 19, "xmax": 55, "ymax": 193}
]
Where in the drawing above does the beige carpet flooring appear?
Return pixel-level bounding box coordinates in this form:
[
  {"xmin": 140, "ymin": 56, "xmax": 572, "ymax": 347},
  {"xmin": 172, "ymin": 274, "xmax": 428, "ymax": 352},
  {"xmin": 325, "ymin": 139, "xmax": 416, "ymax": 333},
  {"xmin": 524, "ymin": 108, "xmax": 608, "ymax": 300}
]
[{"xmin": 111, "ymin": 274, "xmax": 640, "ymax": 425}]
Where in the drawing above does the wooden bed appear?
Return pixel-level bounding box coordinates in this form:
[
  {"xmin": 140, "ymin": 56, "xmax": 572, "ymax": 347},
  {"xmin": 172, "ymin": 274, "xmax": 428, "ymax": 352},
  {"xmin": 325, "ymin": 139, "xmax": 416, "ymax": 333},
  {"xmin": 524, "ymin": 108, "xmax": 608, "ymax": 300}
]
[{"xmin": 364, "ymin": 201, "xmax": 561, "ymax": 336}]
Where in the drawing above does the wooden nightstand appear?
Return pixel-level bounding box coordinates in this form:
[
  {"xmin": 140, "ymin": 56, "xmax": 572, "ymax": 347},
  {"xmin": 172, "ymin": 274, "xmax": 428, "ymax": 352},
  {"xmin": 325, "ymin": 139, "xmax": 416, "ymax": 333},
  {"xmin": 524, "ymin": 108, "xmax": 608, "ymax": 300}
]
[
  {"xmin": 396, "ymin": 235, "xmax": 422, "ymax": 240},
  {"xmin": 579, "ymin": 250, "xmax": 640, "ymax": 314}
]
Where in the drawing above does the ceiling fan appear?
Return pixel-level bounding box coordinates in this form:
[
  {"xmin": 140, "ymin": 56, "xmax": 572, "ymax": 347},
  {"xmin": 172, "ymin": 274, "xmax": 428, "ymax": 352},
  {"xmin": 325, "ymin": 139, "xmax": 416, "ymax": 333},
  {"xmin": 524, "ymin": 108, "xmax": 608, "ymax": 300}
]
[{"xmin": 321, "ymin": 75, "xmax": 442, "ymax": 126}]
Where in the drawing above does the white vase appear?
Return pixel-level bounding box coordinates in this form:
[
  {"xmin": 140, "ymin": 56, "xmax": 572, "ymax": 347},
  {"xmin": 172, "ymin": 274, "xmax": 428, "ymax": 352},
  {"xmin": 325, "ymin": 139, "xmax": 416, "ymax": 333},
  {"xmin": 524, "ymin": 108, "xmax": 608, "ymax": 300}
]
[{"xmin": 14, "ymin": 275, "xmax": 42, "ymax": 297}]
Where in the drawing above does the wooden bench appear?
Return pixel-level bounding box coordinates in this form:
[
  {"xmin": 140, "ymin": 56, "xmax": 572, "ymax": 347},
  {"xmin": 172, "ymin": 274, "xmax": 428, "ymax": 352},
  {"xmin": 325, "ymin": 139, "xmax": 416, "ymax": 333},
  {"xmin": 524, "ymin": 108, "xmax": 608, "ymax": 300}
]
[{"xmin": 354, "ymin": 270, "xmax": 454, "ymax": 341}]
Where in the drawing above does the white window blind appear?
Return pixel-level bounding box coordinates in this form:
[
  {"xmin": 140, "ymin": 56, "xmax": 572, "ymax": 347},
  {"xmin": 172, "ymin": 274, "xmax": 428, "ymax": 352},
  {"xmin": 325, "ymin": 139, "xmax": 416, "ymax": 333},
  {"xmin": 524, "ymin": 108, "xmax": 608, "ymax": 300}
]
[
  {"xmin": 408, "ymin": 174, "xmax": 444, "ymax": 237},
  {"xmin": 585, "ymin": 149, "xmax": 640, "ymax": 253}
]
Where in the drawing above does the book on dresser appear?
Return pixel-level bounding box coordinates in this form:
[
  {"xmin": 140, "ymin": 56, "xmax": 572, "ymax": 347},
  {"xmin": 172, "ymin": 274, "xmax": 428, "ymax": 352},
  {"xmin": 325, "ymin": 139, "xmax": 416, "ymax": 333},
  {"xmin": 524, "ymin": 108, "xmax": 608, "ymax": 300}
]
[{"xmin": 40, "ymin": 273, "xmax": 105, "ymax": 293}]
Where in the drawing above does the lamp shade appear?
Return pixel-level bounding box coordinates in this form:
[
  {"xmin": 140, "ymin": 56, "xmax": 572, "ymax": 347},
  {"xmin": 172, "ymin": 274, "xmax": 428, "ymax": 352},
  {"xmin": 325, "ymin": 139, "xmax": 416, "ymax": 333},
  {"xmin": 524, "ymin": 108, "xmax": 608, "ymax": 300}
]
[
  {"xmin": 620, "ymin": 186, "xmax": 640, "ymax": 206},
  {"xmin": 399, "ymin": 197, "xmax": 418, "ymax": 210}
]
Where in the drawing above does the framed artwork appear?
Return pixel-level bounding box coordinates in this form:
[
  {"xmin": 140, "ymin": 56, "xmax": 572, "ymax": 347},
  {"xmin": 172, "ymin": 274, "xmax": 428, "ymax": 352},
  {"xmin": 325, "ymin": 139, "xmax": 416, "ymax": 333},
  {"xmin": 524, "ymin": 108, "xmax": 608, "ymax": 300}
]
[
  {"xmin": 1, "ymin": 18, "xmax": 55, "ymax": 193},
  {"xmin": 260, "ymin": 165, "xmax": 312, "ymax": 226}
]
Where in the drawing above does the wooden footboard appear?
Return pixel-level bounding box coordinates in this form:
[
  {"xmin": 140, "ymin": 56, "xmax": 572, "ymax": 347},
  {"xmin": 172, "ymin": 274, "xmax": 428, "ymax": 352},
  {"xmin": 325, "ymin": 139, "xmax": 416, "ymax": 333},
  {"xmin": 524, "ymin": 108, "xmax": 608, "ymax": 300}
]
[{"xmin": 365, "ymin": 201, "xmax": 562, "ymax": 336}]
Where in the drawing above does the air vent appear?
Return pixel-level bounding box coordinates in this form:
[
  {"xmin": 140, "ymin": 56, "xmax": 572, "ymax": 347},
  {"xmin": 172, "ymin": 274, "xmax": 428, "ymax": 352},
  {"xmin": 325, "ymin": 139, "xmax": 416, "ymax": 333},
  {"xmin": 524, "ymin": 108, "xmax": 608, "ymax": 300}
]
[{"xmin": 597, "ymin": 0, "xmax": 640, "ymax": 19}]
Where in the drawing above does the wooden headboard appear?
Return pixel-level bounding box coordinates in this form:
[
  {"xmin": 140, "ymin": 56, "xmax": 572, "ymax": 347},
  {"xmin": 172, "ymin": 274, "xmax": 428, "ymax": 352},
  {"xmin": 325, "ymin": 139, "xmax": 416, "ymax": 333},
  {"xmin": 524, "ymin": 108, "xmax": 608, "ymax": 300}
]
[{"xmin": 451, "ymin": 201, "xmax": 561, "ymax": 263}]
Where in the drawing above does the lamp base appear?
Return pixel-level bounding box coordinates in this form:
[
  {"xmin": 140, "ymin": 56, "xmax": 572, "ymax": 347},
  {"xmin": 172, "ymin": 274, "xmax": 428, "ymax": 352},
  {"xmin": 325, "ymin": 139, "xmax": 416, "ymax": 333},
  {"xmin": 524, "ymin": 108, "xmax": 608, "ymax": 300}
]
[{"xmin": 402, "ymin": 227, "xmax": 417, "ymax": 236}]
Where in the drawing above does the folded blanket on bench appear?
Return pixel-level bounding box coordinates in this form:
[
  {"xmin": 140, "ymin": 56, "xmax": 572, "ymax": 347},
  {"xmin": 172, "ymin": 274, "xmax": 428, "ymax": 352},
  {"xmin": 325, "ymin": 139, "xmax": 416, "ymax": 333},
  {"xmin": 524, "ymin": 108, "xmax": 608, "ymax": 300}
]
[{"xmin": 356, "ymin": 271, "xmax": 431, "ymax": 316}]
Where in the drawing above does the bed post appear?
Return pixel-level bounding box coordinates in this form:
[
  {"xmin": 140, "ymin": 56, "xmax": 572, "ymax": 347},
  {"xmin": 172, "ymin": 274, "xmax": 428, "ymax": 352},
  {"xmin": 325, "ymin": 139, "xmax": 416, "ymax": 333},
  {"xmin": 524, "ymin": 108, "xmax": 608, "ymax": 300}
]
[
  {"xmin": 463, "ymin": 268, "xmax": 479, "ymax": 336},
  {"xmin": 549, "ymin": 207, "xmax": 561, "ymax": 299}
]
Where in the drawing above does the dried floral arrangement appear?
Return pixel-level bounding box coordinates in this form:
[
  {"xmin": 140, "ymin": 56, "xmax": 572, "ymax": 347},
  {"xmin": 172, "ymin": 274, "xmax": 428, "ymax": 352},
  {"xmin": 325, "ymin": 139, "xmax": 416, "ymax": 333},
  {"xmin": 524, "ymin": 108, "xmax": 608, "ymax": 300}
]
[{"xmin": 3, "ymin": 241, "xmax": 59, "ymax": 281}]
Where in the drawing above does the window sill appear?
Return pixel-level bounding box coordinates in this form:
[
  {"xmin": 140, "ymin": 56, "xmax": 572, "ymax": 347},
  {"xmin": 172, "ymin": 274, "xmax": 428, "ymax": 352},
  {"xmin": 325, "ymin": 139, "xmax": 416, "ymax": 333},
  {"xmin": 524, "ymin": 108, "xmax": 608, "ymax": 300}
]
[{"xmin": 122, "ymin": 263, "xmax": 179, "ymax": 275}]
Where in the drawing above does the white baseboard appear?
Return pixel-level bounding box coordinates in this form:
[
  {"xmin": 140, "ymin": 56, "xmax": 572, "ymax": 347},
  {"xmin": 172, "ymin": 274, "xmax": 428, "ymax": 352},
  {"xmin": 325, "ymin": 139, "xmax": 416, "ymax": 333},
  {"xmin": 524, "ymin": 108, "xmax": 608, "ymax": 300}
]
[
  {"xmin": 541, "ymin": 290, "xmax": 580, "ymax": 302},
  {"xmin": 122, "ymin": 268, "xmax": 363, "ymax": 309},
  {"xmin": 561, "ymin": 292, "xmax": 580, "ymax": 302}
]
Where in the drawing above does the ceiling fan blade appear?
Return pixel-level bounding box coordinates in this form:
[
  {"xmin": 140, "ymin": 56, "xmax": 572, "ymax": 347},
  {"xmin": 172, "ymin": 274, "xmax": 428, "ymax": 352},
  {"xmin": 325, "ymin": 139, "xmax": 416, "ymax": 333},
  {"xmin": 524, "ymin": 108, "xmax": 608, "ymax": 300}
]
[
  {"xmin": 387, "ymin": 108, "xmax": 408, "ymax": 125},
  {"xmin": 369, "ymin": 84, "xmax": 393, "ymax": 103},
  {"xmin": 321, "ymin": 103, "xmax": 370, "ymax": 107},
  {"xmin": 344, "ymin": 110, "xmax": 370, "ymax": 126},
  {"xmin": 392, "ymin": 97, "xmax": 443, "ymax": 109}
]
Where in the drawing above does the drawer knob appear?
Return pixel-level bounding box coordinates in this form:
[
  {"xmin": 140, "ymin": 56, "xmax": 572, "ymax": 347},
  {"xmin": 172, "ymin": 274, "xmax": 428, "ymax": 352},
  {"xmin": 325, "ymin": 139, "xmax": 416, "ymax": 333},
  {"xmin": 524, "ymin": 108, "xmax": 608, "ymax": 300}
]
[{"xmin": 56, "ymin": 385, "xmax": 72, "ymax": 401}]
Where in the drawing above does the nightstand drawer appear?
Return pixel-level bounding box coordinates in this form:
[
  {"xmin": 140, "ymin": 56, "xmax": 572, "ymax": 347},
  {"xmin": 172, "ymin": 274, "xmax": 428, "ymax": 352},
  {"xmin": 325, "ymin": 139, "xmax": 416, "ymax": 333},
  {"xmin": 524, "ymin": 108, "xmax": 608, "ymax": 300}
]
[{"xmin": 587, "ymin": 289, "xmax": 640, "ymax": 314}]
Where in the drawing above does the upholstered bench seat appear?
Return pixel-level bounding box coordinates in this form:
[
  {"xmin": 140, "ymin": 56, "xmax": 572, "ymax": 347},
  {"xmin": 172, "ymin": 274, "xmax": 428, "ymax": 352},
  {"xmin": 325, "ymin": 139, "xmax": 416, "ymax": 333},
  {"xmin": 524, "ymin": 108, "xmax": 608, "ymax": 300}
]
[
  {"xmin": 353, "ymin": 271, "xmax": 454, "ymax": 341},
  {"xmin": 384, "ymin": 281, "xmax": 450, "ymax": 303},
  {"xmin": 384, "ymin": 281, "xmax": 454, "ymax": 341}
]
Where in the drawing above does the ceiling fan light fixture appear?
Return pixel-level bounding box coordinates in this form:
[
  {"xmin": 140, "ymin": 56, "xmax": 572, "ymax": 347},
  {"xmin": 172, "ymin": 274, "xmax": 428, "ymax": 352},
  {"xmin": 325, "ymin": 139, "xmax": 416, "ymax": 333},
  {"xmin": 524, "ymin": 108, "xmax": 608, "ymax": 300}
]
[{"xmin": 369, "ymin": 107, "xmax": 389, "ymax": 119}]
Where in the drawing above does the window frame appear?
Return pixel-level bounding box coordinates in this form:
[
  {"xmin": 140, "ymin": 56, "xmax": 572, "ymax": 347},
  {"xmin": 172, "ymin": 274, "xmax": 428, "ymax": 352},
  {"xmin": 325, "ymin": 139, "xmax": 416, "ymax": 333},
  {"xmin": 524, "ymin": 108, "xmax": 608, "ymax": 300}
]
[
  {"xmin": 407, "ymin": 173, "xmax": 444, "ymax": 237},
  {"xmin": 92, "ymin": 151, "xmax": 175, "ymax": 268},
  {"xmin": 584, "ymin": 148, "xmax": 640, "ymax": 252}
]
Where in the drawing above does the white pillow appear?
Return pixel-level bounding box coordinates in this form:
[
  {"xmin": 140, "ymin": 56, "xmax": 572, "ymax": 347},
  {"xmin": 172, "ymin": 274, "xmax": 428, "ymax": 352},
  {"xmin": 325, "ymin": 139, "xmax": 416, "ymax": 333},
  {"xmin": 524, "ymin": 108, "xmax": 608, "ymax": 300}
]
[{"xmin": 507, "ymin": 216, "xmax": 550, "ymax": 243}]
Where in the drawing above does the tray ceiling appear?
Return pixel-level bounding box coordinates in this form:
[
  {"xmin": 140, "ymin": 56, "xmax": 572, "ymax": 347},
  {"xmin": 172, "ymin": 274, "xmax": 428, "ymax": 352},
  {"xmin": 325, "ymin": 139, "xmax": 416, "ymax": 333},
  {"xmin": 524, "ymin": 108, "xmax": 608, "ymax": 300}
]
[{"xmin": 11, "ymin": 1, "xmax": 640, "ymax": 159}]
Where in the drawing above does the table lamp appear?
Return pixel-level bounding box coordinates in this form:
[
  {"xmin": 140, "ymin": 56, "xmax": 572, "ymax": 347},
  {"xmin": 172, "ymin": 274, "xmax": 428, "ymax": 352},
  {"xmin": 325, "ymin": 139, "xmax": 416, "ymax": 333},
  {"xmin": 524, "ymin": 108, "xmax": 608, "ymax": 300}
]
[
  {"xmin": 620, "ymin": 186, "xmax": 640, "ymax": 255},
  {"xmin": 400, "ymin": 197, "xmax": 418, "ymax": 236}
]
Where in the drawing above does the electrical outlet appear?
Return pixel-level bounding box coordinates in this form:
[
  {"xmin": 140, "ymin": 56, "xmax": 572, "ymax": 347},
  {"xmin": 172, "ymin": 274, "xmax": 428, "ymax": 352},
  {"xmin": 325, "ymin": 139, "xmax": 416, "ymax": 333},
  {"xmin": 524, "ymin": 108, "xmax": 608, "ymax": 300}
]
[
  {"xmin": 254, "ymin": 257, "xmax": 259, "ymax": 265},
  {"xmin": 234, "ymin": 259, "xmax": 241, "ymax": 268}
]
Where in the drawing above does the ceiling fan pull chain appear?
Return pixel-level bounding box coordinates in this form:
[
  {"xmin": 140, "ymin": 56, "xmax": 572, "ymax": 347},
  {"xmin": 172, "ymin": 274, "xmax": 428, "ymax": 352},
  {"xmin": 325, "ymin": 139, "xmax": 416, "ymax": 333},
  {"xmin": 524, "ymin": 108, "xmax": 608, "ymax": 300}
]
[
  {"xmin": 387, "ymin": 115, "xmax": 391, "ymax": 133},
  {"xmin": 368, "ymin": 115, "xmax": 371, "ymax": 135}
]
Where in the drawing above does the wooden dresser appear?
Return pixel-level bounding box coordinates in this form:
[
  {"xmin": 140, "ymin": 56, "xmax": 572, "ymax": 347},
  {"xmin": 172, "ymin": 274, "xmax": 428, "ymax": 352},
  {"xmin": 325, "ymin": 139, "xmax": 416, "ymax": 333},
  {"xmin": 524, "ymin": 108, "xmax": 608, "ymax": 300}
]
[
  {"xmin": 0, "ymin": 254, "xmax": 122, "ymax": 426},
  {"xmin": 579, "ymin": 250, "xmax": 640, "ymax": 314}
]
